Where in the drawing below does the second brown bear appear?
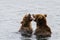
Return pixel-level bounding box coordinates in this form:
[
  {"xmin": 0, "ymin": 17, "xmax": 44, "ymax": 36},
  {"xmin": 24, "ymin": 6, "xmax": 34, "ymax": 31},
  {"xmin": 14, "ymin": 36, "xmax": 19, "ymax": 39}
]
[{"xmin": 32, "ymin": 14, "xmax": 52, "ymax": 37}]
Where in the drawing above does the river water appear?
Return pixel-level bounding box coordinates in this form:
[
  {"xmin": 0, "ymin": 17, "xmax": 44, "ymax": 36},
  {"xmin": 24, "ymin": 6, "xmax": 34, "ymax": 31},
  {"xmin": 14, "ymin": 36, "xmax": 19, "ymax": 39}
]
[{"xmin": 0, "ymin": 0, "xmax": 60, "ymax": 40}]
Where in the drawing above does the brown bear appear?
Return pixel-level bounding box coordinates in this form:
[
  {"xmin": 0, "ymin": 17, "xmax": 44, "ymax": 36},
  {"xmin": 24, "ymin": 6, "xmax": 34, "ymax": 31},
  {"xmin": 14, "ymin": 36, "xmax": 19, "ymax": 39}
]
[
  {"xmin": 32, "ymin": 14, "xmax": 52, "ymax": 37},
  {"xmin": 19, "ymin": 14, "xmax": 33, "ymax": 37}
]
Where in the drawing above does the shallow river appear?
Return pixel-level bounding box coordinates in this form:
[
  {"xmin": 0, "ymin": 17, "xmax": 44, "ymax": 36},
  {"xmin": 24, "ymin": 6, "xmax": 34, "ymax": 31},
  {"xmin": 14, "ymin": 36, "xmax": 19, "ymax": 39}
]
[{"xmin": 0, "ymin": 0, "xmax": 60, "ymax": 40}]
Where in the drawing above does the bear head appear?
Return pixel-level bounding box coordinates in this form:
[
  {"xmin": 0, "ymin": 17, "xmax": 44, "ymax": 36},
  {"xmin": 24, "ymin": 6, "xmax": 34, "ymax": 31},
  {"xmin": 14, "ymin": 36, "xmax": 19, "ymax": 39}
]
[
  {"xmin": 32, "ymin": 14, "xmax": 47, "ymax": 25},
  {"xmin": 21, "ymin": 14, "xmax": 33, "ymax": 26}
]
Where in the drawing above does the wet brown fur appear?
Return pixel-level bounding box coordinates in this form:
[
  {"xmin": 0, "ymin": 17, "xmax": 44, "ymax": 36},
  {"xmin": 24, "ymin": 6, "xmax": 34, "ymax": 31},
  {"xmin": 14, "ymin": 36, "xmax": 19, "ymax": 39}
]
[
  {"xmin": 33, "ymin": 14, "xmax": 51, "ymax": 37},
  {"xmin": 19, "ymin": 14, "xmax": 33, "ymax": 37}
]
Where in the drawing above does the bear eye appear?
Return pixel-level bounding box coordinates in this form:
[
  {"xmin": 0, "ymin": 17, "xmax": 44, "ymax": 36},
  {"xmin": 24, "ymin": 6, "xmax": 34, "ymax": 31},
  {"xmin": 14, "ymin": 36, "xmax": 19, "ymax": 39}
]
[{"xmin": 25, "ymin": 16, "xmax": 27, "ymax": 18}]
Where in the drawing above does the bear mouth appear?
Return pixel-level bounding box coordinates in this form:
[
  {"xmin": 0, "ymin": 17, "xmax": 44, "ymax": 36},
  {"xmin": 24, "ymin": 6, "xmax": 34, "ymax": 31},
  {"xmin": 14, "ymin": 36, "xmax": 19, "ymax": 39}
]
[
  {"xmin": 30, "ymin": 18, "xmax": 33, "ymax": 21},
  {"xmin": 28, "ymin": 16, "xmax": 33, "ymax": 21}
]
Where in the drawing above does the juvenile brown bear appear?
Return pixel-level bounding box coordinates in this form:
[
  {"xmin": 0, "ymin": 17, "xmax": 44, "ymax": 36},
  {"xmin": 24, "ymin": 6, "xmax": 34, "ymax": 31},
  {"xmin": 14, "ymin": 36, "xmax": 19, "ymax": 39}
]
[
  {"xmin": 32, "ymin": 14, "xmax": 51, "ymax": 37},
  {"xmin": 19, "ymin": 14, "xmax": 33, "ymax": 37}
]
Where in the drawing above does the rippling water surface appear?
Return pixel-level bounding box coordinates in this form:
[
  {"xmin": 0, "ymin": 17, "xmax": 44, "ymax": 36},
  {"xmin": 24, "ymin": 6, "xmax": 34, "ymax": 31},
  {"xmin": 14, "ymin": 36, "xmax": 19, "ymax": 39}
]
[{"xmin": 0, "ymin": 0, "xmax": 60, "ymax": 40}]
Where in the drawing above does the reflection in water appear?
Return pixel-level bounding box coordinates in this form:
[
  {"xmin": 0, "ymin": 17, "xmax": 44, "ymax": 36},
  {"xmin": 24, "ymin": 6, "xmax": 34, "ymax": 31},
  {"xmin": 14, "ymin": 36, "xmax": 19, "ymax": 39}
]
[
  {"xmin": 36, "ymin": 37, "xmax": 50, "ymax": 40},
  {"xmin": 21, "ymin": 38, "xmax": 31, "ymax": 40},
  {"xmin": 21, "ymin": 36, "xmax": 32, "ymax": 40},
  {"xmin": 20, "ymin": 35, "xmax": 51, "ymax": 40}
]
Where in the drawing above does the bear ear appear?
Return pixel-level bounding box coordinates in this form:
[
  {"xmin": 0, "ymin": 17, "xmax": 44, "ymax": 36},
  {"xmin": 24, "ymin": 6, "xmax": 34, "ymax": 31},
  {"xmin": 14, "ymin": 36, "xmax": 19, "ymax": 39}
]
[
  {"xmin": 44, "ymin": 14, "xmax": 47, "ymax": 17},
  {"xmin": 28, "ymin": 13, "xmax": 31, "ymax": 17}
]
